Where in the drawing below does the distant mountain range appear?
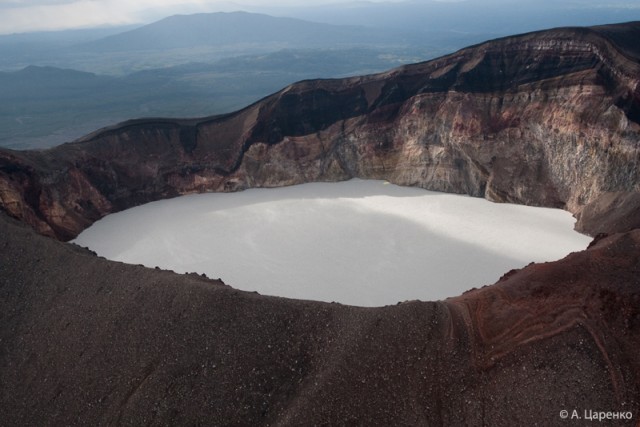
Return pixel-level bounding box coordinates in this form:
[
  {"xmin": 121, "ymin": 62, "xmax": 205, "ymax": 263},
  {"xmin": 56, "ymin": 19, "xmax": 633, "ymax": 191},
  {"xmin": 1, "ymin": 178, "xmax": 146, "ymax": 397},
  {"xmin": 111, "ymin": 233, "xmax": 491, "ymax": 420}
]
[
  {"xmin": 80, "ymin": 12, "xmax": 405, "ymax": 53},
  {"xmin": 0, "ymin": 47, "xmax": 423, "ymax": 149},
  {"xmin": 0, "ymin": 12, "xmax": 450, "ymax": 149},
  {"xmin": 0, "ymin": 12, "xmax": 444, "ymax": 75},
  {"xmin": 2, "ymin": 6, "xmax": 640, "ymax": 149},
  {"xmin": 2, "ymin": 2, "xmax": 639, "ymax": 72}
]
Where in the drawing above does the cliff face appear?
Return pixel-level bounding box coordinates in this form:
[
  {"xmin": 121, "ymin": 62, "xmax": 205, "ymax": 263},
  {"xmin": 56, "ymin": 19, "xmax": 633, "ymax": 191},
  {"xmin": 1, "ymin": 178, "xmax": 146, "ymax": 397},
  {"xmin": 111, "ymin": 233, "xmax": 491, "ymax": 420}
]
[
  {"xmin": 1, "ymin": 23, "xmax": 639, "ymax": 240},
  {"xmin": 1, "ymin": 23, "xmax": 640, "ymax": 426}
]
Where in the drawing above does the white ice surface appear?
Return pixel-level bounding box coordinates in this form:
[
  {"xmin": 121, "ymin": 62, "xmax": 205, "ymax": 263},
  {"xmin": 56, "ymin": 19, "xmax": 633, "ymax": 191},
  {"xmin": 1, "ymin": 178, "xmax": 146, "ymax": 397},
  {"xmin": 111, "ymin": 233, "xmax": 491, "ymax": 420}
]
[{"xmin": 73, "ymin": 179, "xmax": 592, "ymax": 306}]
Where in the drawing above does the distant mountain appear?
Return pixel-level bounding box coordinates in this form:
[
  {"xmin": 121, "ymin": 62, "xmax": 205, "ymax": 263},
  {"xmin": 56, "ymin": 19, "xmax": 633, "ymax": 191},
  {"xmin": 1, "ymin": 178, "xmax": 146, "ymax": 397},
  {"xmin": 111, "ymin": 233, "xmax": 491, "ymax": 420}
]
[
  {"xmin": 0, "ymin": 11, "xmax": 437, "ymax": 75},
  {"xmin": 80, "ymin": 11, "xmax": 407, "ymax": 53},
  {"xmin": 0, "ymin": 48, "xmax": 420, "ymax": 149},
  {"xmin": 4, "ymin": 3, "xmax": 639, "ymax": 74}
]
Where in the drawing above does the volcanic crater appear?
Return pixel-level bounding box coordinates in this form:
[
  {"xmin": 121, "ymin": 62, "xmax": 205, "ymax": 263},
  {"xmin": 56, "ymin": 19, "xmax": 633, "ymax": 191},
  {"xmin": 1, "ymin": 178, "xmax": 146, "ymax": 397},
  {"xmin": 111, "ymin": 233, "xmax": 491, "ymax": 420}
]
[{"xmin": 1, "ymin": 22, "xmax": 640, "ymax": 426}]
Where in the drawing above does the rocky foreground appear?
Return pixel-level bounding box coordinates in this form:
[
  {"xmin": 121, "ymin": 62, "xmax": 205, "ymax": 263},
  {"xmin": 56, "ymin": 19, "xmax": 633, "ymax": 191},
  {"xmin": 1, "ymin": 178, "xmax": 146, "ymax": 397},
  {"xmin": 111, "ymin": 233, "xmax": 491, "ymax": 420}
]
[{"xmin": 1, "ymin": 22, "xmax": 640, "ymax": 425}]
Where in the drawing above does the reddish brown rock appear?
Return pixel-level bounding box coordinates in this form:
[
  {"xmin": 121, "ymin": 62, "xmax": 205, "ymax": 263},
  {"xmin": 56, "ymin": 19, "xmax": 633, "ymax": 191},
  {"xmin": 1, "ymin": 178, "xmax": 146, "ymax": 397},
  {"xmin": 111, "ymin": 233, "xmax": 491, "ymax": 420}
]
[
  {"xmin": 575, "ymin": 191, "xmax": 640, "ymax": 236},
  {"xmin": 0, "ymin": 210, "xmax": 638, "ymax": 425},
  {"xmin": 1, "ymin": 23, "xmax": 639, "ymax": 240},
  {"xmin": 0, "ymin": 22, "xmax": 639, "ymax": 426}
]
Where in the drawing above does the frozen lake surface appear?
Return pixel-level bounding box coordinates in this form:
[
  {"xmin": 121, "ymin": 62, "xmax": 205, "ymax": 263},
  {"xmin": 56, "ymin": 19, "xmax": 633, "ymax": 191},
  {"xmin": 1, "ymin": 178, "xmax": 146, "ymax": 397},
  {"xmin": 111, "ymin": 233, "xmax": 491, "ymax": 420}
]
[{"xmin": 73, "ymin": 179, "xmax": 592, "ymax": 306}]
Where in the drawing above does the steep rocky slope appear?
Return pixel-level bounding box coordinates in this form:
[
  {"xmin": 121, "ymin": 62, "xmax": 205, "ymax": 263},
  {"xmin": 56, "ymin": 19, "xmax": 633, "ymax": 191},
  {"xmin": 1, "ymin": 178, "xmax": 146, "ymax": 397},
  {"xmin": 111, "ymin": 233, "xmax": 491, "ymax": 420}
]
[
  {"xmin": 0, "ymin": 23, "xmax": 639, "ymax": 240},
  {"xmin": 1, "ymin": 211, "xmax": 639, "ymax": 425},
  {"xmin": 0, "ymin": 22, "xmax": 639, "ymax": 426}
]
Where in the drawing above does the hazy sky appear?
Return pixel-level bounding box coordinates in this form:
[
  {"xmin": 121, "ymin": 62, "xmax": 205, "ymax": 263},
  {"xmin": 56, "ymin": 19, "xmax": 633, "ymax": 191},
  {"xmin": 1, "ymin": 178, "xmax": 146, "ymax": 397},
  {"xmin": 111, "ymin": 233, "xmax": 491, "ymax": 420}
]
[
  {"xmin": 0, "ymin": 0, "xmax": 409, "ymax": 34},
  {"xmin": 1, "ymin": 0, "xmax": 639, "ymax": 35}
]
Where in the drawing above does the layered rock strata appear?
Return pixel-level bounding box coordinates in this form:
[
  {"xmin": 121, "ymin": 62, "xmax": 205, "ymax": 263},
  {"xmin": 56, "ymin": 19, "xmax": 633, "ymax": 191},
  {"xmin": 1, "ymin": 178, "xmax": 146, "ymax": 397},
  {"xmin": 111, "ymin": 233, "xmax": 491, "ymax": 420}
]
[
  {"xmin": 0, "ymin": 22, "xmax": 639, "ymax": 426},
  {"xmin": 0, "ymin": 23, "xmax": 639, "ymax": 240}
]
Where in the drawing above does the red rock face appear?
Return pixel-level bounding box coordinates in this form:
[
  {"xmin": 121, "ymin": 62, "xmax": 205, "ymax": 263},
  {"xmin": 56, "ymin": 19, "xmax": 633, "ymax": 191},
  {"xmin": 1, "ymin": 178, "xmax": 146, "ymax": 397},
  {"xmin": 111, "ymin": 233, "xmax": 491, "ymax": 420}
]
[
  {"xmin": 1, "ymin": 23, "xmax": 639, "ymax": 240},
  {"xmin": 0, "ymin": 23, "xmax": 639, "ymax": 425}
]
